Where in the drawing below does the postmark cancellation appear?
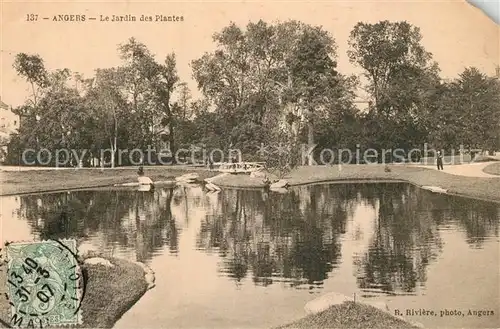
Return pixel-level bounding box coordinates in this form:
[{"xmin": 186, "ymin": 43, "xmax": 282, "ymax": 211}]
[{"xmin": 4, "ymin": 239, "xmax": 83, "ymax": 328}]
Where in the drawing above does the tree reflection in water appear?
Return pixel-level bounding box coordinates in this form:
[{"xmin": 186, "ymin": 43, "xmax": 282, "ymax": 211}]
[
  {"xmin": 18, "ymin": 188, "xmax": 180, "ymax": 263},
  {"xmin": 197, "ymin": 183, "xmax": 499, "ymax": 295},
  {"xmin": 354, "ymin": 184, "xmax": 499, "ymax": 295},
  {"xmin": 14, "ymin": 183, "xmax": 499, "ymax": 295},
  {"xmin": 197, "ymin": 186, "xmax": 353, "ymax": 289}
]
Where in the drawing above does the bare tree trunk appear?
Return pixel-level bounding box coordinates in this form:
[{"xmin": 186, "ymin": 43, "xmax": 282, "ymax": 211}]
[
  {"xmin": 307, "ymin": 117, "xmax": 315, "ymax": 166},
  {"xmin": 111, "ymin": 113, "xmax": 117, "ymax": 168},
  {"xmin": 285, "ymin": 70, "xmax": 296, "ymax": 159},
  {"xmin": 168, "ymin": 121, "xmax": 175, "ymax": 161},
  {"xmin": 31, "ymin": 81, "xmax": 40, "ymax": 165},
  {"xmin": 112, "ymin": 136, "xmax": 117, "ymax": 168},
  {"xmin": 30, "ymin": 81, "xmax": 38, "ymax": 108}
]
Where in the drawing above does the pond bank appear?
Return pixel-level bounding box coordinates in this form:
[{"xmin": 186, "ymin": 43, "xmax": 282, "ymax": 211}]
[
  {"xmin": 0, "ymin": 255, "xmax": 151, "ymax": 328},
  {"xmin": 275, "ymin": 301, "xmax": 420, "ymax": 329},
  {"xmin": 0, "ymin": 167, "xmax": 217, "ymax": 196},
  {"xmin": 2, "ymin": 164, "xmax": 500, "ymax": 203},
  {"xmin": 483, "ymin": 162, "xmax": 500, "ymax": 176},
  {"xmin": 212, "ymin": 164, "xmax": 500, "ymax": 203}
]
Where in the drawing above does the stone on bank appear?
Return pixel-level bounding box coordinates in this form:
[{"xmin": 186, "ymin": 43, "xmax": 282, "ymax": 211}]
[
  {"xmin": 304, "ymin": 292, "xmax": 390, "ymax": 315},
  {"xmin": 303, "ymin": 292, "xmax": 424, "ymax": 328},
  {"xmin": 79, "ymin": 244, "xmax": 156, "ymax": 291}
]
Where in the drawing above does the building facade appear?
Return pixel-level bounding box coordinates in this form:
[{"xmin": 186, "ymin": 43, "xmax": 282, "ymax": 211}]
[{"xmin": 0, "ymin": 97, "xmax": 20, "ymax": 162}]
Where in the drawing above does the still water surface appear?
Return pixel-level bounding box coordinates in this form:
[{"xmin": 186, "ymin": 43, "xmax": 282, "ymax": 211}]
[{"xmin": 1, "ymin": 183, "xmax": 499, "ymax": 328}]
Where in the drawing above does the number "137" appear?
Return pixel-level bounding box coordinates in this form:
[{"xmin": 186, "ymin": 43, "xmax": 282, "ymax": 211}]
[{"xmin": 26, "ymin": 14, "xmax": 38, "ymax": 21}]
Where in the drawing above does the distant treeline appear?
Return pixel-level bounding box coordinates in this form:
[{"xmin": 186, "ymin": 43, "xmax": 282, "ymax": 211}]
[{"xmin": 4, "ymin": 19, "xmax": 499, "ymax": 167}]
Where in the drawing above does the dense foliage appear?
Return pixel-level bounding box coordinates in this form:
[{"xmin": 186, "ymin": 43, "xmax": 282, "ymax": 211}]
[{"xmin": 5, "ymin": 20, "xmax": 500, "ymax": 167}]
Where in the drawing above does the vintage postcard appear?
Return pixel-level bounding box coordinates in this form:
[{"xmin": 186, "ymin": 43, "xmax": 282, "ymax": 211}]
[{"xmin": 1, "ymin": 0, "xmax": 499, "ymax": 328}]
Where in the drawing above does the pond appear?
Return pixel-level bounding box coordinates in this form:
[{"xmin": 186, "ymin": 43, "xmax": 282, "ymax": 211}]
[{"xmin": 1, "ymin": 183, "xmax": 499, "ymax": 328}]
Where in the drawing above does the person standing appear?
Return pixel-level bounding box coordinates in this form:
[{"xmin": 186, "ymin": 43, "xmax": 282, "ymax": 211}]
[{"xmin": 437, "ymin": 151, "xmax": 444, "ymax": 170}]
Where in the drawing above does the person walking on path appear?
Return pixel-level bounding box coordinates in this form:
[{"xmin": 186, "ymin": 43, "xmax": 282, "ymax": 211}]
[{"xmin": 437, "ymin": 151, "xmax": 444, "ymax": 170}]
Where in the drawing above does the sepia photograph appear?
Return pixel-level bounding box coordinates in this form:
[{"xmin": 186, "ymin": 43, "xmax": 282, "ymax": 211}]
[{"xmin": 0, "ymin": 1, "xmax": 499, "ymax": 328}]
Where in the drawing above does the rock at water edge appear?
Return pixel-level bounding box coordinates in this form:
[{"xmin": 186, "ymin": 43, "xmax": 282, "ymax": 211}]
[
  {"xmin": 304, "ymin": 292, "xmax": 353, "ymax": 314},
  {"xmin": 78, "ymin": 244, "xmax": 99, "ymax": 259},
  {"xmin": 305, "ymin": 292, "xmax": 391, "ymax": 316},
  {"xmin": 134, "ymin": 261, "xmax": 156, "ymax": 290},
  {"xmin": 270, "ymin": 187, "xmax": 289, "ymax": 194},
  {"xmin": 421, "ymin": 185, "xmax": 448, "ymax": 193},
  {"xmin": 84, "ymin": 257, "xmax": 115, "ymax": 267},
  {"xmin": 270, "ymin": 179, "xmax": 289, "ymax": 189}
]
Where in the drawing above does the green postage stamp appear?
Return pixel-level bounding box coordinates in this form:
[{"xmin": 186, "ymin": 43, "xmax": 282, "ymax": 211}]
[{"xmin": 5, "ymin": 239, "xmax": 84, "ymax": 328}]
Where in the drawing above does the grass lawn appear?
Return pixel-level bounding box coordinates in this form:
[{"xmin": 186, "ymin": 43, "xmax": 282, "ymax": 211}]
[
  {"xmin": 275, "ymin": 302, "xmax": 419, "ymax": 329},
  {"xmin": 284, "ymin": 165, "xmax": 500, "ymax": 203},
  {"xmin": 0, "ymin": 257, "xmax": 148, "ymax": 328},
  {"xmin": 0, "ymin": 166, "xmax": 217, "ymax": 196},
  {"xmin": 2, "ymin": 164, "xmax": 500, "ymax": 203},
  {"xmin": 483, "ymin": 162, "xmax": 500, "ymax": 176},
  {"xmin": 78, "ymin": 258, "xmax": 148, "ymax": 328}
]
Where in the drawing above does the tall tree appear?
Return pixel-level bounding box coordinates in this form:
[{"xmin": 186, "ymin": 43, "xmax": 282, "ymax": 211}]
[
  {"xmin": 348, "ymin": 21, "xmax": 441, "ymax": 153},
  {"xmin": 84, "ymin": 68, "xmax": 128, "ymax": 167},
  {"xmin": 146, "ymin": 53, "xmax": 180, "ymax": 155},
  {"xmin": 176, "ymin": 82, "xmax": 192, "ymax": 120},
  {"xmin": 119, "ymin": 38, "xmax": 179, "ymax": 155},
  {"xmin": 13, "ymin": 53, "xmax": 49, "ymax": 111},
  {"xmin": 455, "ymin": 67, "xmax": 500, "ymax": 151},
  {"xmin": 192, "ymin": 20, "xmax": 349, "ymax": 166},
  {"xmin": 287, "ymin": 26, "xmax": 339, "ymax": 164},
  {"xmin": 192, "ymin": 22, "xmax": 254, "ymax": 151},
  {"xmin": 427, "ymin": 68, "xmax": 500, "ymax": 151},
  {"xmin": 348, "ymin": 21, "xmax": 436, "ymax": 115},
  {"xmin": 12, "ymin": 53, "xmax": 51, "ymax": 157},
  {"xmin": 118, "ymin": 38, "xmax": 157, "ymax": 149}
]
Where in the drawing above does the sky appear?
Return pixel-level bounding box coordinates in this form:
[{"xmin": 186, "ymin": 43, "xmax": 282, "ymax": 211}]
[{"xmin": 1, "ymin": 0, "xmax": 499, "ymax": 108}]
